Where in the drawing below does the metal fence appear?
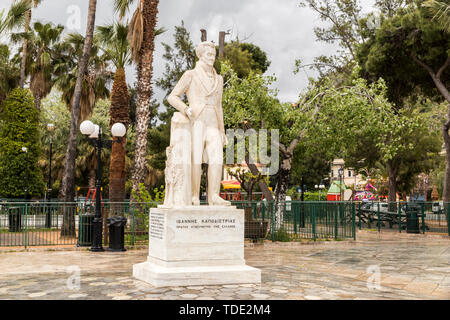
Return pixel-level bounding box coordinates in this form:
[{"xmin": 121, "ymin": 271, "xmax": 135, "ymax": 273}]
[
  {"xmin": 232, "ymin": 201, "xmax": 356, "ymax": 241},
  {"xmin": 4, "ymin": 200, "xmax": 446, "ymax": 248},
  {"xmin": 0, "ymin": 201, "xmax": 157, "ymax": 248},
  {"xmin": 355, "ymin": 201, "xmax": 449, "ymax": 235}
]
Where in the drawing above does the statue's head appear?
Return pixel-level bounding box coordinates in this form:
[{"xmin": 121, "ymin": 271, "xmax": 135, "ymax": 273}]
[{"xmin": 195, "ymin": 41, "xmax": 216, "ymax": 67}]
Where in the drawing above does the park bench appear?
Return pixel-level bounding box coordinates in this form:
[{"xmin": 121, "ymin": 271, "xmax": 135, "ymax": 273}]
[{"xmin": 356, "ymin": 203, "xmax": 428, "ymax": 230}]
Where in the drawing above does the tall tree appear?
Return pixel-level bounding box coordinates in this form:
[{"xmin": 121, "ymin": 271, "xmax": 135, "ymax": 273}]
[
  {"xmin": 0, "ymin": 88, "xmax": 45, "ymax": 198},
  {"xmin": 18, "ymin": 0, "xmax": 42, "ymax": 89},
  {"xmin": 0, "ymin": 0, "xmax": 29, "ymax": 36},
  {"xmin": 59, "ymin": 0, "xmax": 98, "ymax": 236},
  {"xmin": 114, "ymin": 0, "xmax": 161, "ymax": 201},
  {"xmin": 423, "ymin": 0, "xmax": 450, "ymax": 32},
  {"xmin": 54, "ymin": 33, "xmax": 110, "ymax": 121},
  {"xmin": 96, "ymin": 22, "xmax": 131, "ymax": 203},
  {"xmin": 356, "ymin": 1, "xmax": 450, "ymax": 200},
  {"xmin": 12, "ymin": 22, "xmax": 64, "ymax": 111}
]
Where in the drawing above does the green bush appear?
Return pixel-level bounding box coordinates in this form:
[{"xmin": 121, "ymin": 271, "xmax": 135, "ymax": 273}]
[
  {"xmin": 130, "ymin": 183, "xmax": 165, "ymax": 232},
  {"xmin": 0, "ymin": 88, "xmax": 45, "ymax": 198},
  {"xmin": 303, "ymin": 191, "xmax": 327, "ymax": 201},
  {"xmin": 271, "ymin": 228, "xmax": 291, "ymax": 242}
]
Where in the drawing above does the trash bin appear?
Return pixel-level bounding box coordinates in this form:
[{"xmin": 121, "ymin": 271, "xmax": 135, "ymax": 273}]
[
  {"xmin": 78, "ymin": 214, "xmax": 94, "ymax": 247},
  {"xmin": 107, "ymin": 216, "xmax": 127, "ymax": 252},
  {"xmin": 405, "ymin": 205, "xmax": 420, "ymax": 234},
  {"xmin": 8, "ymin": 208, "xmax": 21, "ymax": 232}
]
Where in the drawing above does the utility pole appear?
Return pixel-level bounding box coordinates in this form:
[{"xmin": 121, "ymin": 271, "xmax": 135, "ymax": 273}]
[{"xmin": 200, "ymin": 29, "xmax": 207, "ymax": 42}]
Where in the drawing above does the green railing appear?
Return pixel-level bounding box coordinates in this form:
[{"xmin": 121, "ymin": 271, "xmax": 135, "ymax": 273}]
[
  {"xmin": 231, "ymin": 200, "xmax": 356, "ymax": 241},
  {"xmin": 5, "ymin": 200, "xmax": 447, "ymax": 248},
  {"xmin": 0, "ymin": 201, "xmax": 157, "ymax": 248},
  {"xmin": 355, "ymin": 201, "xmax": 449, "ymax": 235}
]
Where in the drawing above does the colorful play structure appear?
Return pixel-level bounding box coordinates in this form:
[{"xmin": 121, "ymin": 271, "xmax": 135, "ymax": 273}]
[
  {"xmin": 326, "ymin": 181, "xmax": 346, "ymax": 201},
  {"xmin": 353, "ymin": 182, "xmax": 378, "ymax": 201},
  {"xmin": 220, "ymin": 180, "xmax": 271, "ymax": 201},
  {"xmin": 221, "ymin": 179, "xmax": 381, "ymax": 202}
]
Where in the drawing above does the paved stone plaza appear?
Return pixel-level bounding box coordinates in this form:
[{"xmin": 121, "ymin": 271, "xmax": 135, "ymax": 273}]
[{"xmin": 0, "ymin": 231, "xmax": 448, "ymax": 300}]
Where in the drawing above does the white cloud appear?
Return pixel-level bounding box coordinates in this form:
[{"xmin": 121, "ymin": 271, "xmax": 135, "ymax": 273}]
[{"xmin": 1, "ymin": 0, "xmax": 376, "ymax": 103}]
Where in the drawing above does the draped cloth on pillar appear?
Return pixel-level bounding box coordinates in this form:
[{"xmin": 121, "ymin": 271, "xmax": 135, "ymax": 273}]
[{"xmin": 163, "ymin": 112, "xmax": 191, "ymax": 207}]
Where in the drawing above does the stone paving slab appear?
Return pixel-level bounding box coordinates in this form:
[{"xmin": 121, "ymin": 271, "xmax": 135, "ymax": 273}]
[{"xmin": 0, "ymin": 231, "xmax": 449, "ymax": 300}]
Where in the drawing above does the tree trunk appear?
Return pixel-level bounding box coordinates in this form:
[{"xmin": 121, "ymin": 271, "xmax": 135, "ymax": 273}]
[
  {"xmin": 443, "ymin": 119, "xmax": 450, "ymax": 202},
  {"xmin": 109, "ymin": 68, "xmax": 130, "ymax": 212},
  {"xmin": 60, "ymin": 0, "xmax": 97, "ymax": 236},
  {"xmin": 387, "ymin": 160, "xmax": 397, "ymax": 203},
  {"xmin": 131, "ymin": 0, "xmax": 159, "ymax": 201},
  {"xmin": 33, "ymin": 93, "xmax": 41, "ymax": 112},
  {"xmin": 19, "ymin": 9, "xmax": 31, "ymax": 89},
  {"xmin": 89, "ymin": 169, "xmax": 95, "ymax": 189},
  {"xmin": 274, "ymin": 156, "xmax": 291, "ymax": 230},
  {"xmin": 301, "ymin": 176, "xmax": 304, "ymax": 201}
]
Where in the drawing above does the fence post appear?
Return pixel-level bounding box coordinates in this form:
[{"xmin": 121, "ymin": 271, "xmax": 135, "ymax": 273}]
[
  {"xmin": 352, "ymin": 203, "xmax": 356, "ymax": 240},
  {"xmin": 131, "ymin": 204, "xmax": 136, "ymax": 246},
  {"xmin": 312, "ymin": 204, "xmax": 316, "ymax": 241},
  {"xmin": 398, "ymin": 202, "xmax": 402, "ymax": 233},
  {"xmin": 24, "ymin": 203, "xmax": 28, "ymax": 249},
  {"xmin": 447, "ymin": 203, "xmax": 450, "ymax": 237},
  {"xmin": 358, "ymin": 202, "xmax": 361, "ymax": 230},
  {"xmin": 334, "ymin": 203, "xmax": 338, "ymax": 240},
  {"xmin": 377, "ymin": 202, "xmax": 381, "ymax": 232},
  {"xmin": 293, "ymin": 202, "xmax": 298, "ymax": 235},
  {"xmin": 271, "ymin": 201, "xmax": 275, "ymax": 242},
  {"xmin": 421, "ymin": 202, "xmax": 425, "ymax": 234}
]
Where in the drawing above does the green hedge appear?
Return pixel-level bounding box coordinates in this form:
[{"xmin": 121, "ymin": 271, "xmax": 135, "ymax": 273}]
[{"xmin": 0, "ymin": 88, "xmax": 45, "ymax": 198}]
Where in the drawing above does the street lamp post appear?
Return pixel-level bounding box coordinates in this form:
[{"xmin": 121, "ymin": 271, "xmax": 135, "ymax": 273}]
[
  {"xmin": 338, "ymin": 167, "xmax": 344, "ymax": 201},
  {"xmin": 45, "ymin": 124, "xmax": 54, "ymax": 228},
  {"xmin": 80, "ymin": 120, "xmax": 126, "ymax": 252},
  {"xmin": 315, "ymin": 182, "xmax": 326, "ymax": 201}
]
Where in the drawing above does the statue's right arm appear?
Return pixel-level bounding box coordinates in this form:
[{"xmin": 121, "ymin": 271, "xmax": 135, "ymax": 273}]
[{"xmin": 168, "ymin": 71, "xmax": 192, "ymax": 117}]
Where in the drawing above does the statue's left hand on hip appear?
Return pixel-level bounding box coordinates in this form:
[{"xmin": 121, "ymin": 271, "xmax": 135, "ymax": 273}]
[{"xmin": 222, "ymin": 133, "xmax": 228, "ymax": 146}]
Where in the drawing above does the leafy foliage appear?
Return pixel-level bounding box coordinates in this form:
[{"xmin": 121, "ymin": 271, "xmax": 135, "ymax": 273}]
[
  {"xmin": 0, "ymin": 88, "xmax": 45, "ymax": 198},
  {"xmin": 357, "ymin": 1, "xmax": 450, "ymax": 105}
]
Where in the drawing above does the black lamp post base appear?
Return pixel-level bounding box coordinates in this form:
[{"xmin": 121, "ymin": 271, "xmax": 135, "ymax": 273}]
[
  {"xmin": 90, "ymin": 247, "xmax": 105, "ymax": 252},
  {"xmin": 107, "ymin": 248, "xmax": 126, "ymax": 252}
]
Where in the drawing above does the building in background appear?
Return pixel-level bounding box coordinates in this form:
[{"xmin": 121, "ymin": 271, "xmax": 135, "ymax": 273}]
[{"xmin": 330, "ymin": 159, "xmax": 365, "ymax": 188}]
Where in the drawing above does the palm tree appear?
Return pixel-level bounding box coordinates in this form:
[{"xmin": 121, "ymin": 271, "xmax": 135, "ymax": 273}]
[
  {"xmin": 54, "ymin": 33, "xmax": 110, "ymax": 121},
  {"xmin": 59, "ymin": 0, "xmax": 99, "ymax": 236},
  {"xmin": 0, "ymin": 0, "xmax": 29, "ymax": 36},
  {"xmin": 11, "ymin": 22, "xmax": 64, "ymax": 111},
  {"xmin": 96, "ymin": 22, "xmax": 131, "ymax": 204},
  {"xmin": 0, "ymin": 45, "xmax": 20, "ymax": 106},
  {"xmin": 423, "ymin": 0, "xmax": 450, "ymax": 32},
  {"xmin": 17, "ymin": 0, "xmax": 42, "ymax": 89},
  {"xmin": 114, "ymin": 0, "xmax": 161, "ymax": 201}
]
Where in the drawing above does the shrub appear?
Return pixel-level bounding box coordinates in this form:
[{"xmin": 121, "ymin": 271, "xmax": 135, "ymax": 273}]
[{"xmin": 0, "ymin": 89, "xmax": 45, "ymax": 198}]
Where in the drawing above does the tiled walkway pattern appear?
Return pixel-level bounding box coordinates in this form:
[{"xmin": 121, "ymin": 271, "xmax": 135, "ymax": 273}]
[{"xmin": 0, "ymin": 231, "xmax": 448, "ymax": 300}]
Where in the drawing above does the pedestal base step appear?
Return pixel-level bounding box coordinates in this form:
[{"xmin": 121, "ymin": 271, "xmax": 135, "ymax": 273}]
[{"xmin": 133, "ymin": 261, "xmax": 261, "ymax": 288}]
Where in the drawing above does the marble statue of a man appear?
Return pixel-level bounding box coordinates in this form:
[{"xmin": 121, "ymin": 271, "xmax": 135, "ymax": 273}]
[{"xmin": 167, "ymin": 41, "xmax": 230, "ymax": 206}]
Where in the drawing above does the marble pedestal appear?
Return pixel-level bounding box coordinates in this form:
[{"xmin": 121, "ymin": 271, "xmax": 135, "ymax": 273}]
[{"xmin": 133, "ymin": 206, "xmax": 261, "ymax": 287}]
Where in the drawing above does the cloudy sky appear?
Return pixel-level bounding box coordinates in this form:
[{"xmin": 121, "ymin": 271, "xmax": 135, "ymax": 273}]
[{"xmin": 1, "ymin": 0, "xmax": 376, "ymax": 103}]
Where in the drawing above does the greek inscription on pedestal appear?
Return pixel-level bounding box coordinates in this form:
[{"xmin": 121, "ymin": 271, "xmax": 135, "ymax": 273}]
[{"xmin": 150, "ymin": 212, "xmax": 165, "ymax": 240}]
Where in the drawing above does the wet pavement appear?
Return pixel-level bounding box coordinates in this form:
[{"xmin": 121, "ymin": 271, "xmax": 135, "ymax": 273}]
[{"xmin": 0, "ymin": 230, "xmax": 448, "ymax": 300}]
